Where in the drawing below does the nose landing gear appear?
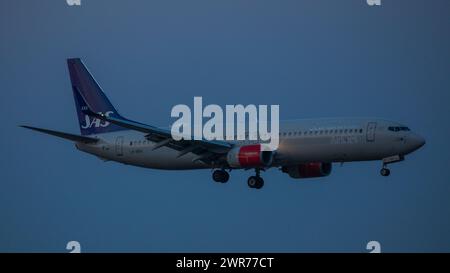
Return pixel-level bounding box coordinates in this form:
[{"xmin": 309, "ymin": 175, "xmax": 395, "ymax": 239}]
[
  {"xmin": 380, "ymin": 166, "xmax": 391, "ymax": 177},
  {"xmin": 380, "ymin": 155, "xmax": 404, "ymax": 177}
]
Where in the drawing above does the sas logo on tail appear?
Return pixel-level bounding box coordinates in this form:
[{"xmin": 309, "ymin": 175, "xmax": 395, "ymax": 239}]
[{"xmin": 81, "ymin": 111, "xmax": 113, "ymax": 129}]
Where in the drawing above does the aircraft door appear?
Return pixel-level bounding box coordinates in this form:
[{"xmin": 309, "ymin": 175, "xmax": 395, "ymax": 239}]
[
  {"xmin": 366, "ymin": 122, "xmax": 377, "ymax": 142},
  {"xmin": 115, "ymin": 136, "xmax": 124, "ymax": 156}
]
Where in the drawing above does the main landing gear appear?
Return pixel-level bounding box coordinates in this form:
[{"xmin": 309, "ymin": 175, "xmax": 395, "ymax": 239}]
[
  {"xmin": 212, "ymin": 168, "xmax": 265, "ymax": 189},
  {"xmin": 247, "ymin": 169, "xmax": 264, "ymax": 189},
  {"xmin": 212, "ymin": 169, "xmax": 229, "ymax": 183}
]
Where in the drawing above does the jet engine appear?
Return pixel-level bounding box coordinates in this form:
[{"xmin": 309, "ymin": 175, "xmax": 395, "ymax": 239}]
[
  {"xmin": 282, "ymin": 162, "xmax": 332, "ymax": 179},
  {"xmin": 226, "ymin": 144, "xmax": 274, "ymax": 168}
]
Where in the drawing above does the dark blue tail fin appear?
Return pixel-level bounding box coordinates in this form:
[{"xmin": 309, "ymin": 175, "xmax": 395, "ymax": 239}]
[{"xmin": 67, "ymin": 58, "xmax": 127, "ymax": 135}]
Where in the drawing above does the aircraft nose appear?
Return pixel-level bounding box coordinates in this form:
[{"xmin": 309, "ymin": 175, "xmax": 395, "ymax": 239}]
[{"xmin": 407, "ymin": 133, "xmax": 426, "ymax": 152}]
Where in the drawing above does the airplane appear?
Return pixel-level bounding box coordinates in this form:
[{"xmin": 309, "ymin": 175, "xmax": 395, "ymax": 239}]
[{"xmin": 21, "ymin": 58, "xmax": 426, "ymax": 189}]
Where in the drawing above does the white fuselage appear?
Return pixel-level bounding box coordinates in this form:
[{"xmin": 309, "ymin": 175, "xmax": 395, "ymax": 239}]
[{"xmin": 75, "ymin": 118, "xmax": 425, "ymax": 170}]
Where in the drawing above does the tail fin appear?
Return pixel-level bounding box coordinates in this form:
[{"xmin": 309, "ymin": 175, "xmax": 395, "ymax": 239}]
[{"xmin": 67, "ymin": 58, "xmax": 127, "ymax": 135}]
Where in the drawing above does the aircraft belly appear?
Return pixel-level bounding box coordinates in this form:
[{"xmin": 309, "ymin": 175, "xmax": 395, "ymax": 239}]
[
  {"xmin": 278, "ymin": 138, "xmax": 386, "ymax": 163},
  {"xmin": 121, "ymin": 147, "xmax": 209, "ymax": 170},
  {"xmin": 77, "ymin": 142, "xmax": 209, "ymax": 170}
]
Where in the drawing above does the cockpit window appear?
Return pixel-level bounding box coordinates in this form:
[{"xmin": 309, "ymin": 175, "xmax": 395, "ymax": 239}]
[{"xmin": 388, "ymin": 126, "xmax": 410, "ymax": 132}]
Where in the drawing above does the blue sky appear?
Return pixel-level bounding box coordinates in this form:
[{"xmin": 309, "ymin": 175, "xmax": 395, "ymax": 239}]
[{"xmin": 1, "ymin": 0, "xmax": 450, "ymax": 252}]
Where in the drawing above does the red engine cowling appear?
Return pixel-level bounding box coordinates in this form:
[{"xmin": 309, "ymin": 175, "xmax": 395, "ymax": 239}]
[
  {"xmin": 226, "ymin": 144, "xmax": 274, "ymax": 168},
  {"xmin": 282, "ymin": 162, "xmax": 332, "ymax": 179}
]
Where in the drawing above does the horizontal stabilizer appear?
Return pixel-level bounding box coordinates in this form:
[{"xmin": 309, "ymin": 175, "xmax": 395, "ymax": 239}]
[{"xmin": 20, "ymin": 125, "xmax": 99, "ymax": 144}]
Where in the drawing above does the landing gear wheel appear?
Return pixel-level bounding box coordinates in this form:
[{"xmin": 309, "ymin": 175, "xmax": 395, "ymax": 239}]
[
  {"xmin": 380, "ymin": 168, "xmax": 390, "ymax": 177},
  {"xmin": 255, "ymin": 177, "xmax": 264, "ymax": 189},
  {"xmin": 212, "ymin": 170, "xmax": 229, "ymax": 183},
  {"xmin": 247, "ymin": 176, "xmax": 258, "ymax": 188},
  {"xmin": 247, "ymin": 176, "xmax": 264, "ymax": 189},
  {"xmin": 220, "ymin": 171, "xmax": 229, "ymax": 183}
]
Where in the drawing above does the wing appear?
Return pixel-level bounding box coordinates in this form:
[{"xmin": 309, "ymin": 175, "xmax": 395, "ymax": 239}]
[{"xmin": 78, "ymin": 94, "xmax": 233, "ymax": 165}]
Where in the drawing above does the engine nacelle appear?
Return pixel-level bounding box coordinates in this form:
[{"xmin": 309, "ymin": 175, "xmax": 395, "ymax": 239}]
[
  {"xmin": 282, "ymin": 162, "xmax": 332, "ymax": 179},
  {"xmin": 226, "ymin": 144, "xmax": 274, "ymax": 168}
]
